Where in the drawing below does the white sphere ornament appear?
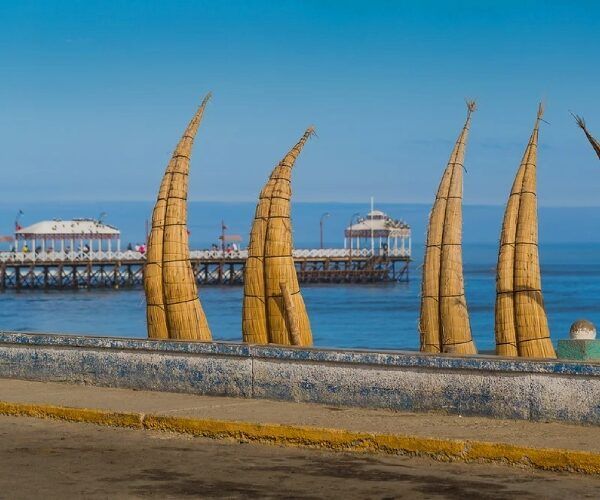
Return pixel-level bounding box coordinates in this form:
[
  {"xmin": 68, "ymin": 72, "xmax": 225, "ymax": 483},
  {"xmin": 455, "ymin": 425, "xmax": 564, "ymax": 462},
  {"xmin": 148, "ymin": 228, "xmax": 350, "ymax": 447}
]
[{"xmin": 569, "ymin": 319, "xmax": 597, "ymax": 340}]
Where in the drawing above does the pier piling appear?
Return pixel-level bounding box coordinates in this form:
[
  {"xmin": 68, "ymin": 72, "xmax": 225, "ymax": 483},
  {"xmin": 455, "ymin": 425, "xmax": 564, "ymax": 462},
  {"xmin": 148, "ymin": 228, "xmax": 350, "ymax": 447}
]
[{"xmin": 0, "ymin": 249, "xmax": 409, "ymax": 290}]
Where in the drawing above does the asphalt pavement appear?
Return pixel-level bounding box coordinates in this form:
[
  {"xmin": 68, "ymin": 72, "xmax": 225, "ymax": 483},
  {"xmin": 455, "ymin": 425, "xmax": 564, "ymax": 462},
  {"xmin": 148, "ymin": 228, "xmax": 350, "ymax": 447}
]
[{"xmin": 1, "ymin": 415, "xmax": 599, "ymax": 499}]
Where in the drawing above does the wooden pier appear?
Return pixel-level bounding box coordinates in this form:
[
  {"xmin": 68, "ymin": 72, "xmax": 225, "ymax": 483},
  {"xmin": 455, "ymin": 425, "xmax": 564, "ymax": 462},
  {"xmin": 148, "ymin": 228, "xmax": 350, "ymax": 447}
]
[{"xmin": 0, "ymin": 249, "xmax": 410, "ymax": 290}]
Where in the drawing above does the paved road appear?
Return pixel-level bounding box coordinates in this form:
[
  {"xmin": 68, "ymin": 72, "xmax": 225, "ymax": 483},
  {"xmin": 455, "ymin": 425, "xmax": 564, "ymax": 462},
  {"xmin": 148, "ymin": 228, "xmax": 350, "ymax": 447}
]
[{"xmin": 1, "ymin": 416, "xmax": 599, "ymax": 499}]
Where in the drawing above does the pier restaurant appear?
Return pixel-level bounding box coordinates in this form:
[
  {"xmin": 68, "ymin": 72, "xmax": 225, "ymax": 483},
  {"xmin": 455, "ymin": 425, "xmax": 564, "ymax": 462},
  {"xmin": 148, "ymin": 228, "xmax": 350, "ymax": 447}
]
[{"xmin": 14, "ymin": 219, "xmax": 121, "ymax": 256}]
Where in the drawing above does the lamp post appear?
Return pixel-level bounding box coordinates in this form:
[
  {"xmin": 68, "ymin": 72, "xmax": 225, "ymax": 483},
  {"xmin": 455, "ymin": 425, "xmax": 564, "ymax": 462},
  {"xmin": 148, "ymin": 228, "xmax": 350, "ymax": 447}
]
[
  {"xmin": 320, "ymin": 212, "xmax": 330, "ymax": 249},
  {"xmin": 220, "ymin": 220, "xmax": 227, "ymax": 255},
  {"xmin": 14, "ymin": 209, "xmax": 23, "ymax": 252},
  {"xmin": 348, "ymin": 212, "xmax": 360, "ymax": 256}
]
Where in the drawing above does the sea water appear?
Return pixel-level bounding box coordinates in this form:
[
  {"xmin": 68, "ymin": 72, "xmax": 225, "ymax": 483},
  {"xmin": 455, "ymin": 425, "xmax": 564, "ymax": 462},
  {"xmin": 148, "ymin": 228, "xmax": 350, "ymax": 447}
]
[{"xmin": 0, "ymin": 201, "xmax": 598, "ymax": 351}]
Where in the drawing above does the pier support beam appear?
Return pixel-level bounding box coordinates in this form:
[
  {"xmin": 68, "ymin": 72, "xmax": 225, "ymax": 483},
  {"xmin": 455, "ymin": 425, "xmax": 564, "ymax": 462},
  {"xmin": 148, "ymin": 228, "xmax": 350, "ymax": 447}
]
[{"xmin": 0, "ymin": 253, "xmax": 409, "ymax": 289}]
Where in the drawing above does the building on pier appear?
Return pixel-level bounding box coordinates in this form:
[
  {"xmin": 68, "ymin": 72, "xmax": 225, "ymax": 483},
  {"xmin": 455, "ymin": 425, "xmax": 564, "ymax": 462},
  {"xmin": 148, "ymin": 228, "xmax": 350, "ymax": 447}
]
[
  {"xmin": 344, "ymin": 209, "xmax": 411, "ymax": 255},
  {"xmin": 14, "ymin": 219, "xmax": 121, "ymax": 254}
]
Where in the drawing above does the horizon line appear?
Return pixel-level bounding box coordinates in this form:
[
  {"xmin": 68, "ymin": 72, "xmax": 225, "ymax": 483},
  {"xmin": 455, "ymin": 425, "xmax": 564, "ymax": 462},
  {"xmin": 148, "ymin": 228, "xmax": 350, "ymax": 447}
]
[{"xmin": 2, "ymin": 199, "xmax": 600, "ymax": 209}]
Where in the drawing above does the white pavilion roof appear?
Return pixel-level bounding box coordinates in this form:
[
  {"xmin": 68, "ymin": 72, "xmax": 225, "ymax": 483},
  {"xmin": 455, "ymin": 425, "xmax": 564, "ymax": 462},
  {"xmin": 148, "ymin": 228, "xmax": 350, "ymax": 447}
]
[
  {"xmin": 16, "ymin": 219, "xmax": 120, "ymax": 239},
  {"xmin": 345, "ymin": 210, "xmax": 410, "ymax": 237}
]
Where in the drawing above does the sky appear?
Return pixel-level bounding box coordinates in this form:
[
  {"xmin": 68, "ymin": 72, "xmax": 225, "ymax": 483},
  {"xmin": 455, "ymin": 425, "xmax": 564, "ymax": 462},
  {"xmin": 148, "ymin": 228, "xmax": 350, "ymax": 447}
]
[{"xmin": 0, "ymin": 1, "xmax": 599, "ymax": 206}]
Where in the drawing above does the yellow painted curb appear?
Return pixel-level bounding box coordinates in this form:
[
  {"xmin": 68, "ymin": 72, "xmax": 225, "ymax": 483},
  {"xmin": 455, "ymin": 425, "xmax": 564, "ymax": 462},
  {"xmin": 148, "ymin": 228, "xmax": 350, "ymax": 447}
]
[
  {"xmin": 1, "ymin": 401, "xmax": 599, "ymax": 474},
  {"xmin": 0, "ymin": 401, "xmax": 142, "ymax": 429}
]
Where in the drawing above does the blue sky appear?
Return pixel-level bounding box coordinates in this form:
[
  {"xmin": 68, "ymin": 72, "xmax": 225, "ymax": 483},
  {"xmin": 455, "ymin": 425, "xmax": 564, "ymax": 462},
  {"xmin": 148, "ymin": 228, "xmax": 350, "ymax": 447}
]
[{"xmin": 0, "ymin": 1, "xmax": 599, "ymax": 205}]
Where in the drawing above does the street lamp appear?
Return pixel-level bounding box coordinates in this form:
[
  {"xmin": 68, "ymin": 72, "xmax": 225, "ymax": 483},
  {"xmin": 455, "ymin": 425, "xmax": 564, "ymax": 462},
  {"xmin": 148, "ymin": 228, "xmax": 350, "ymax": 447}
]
[
  {"xmin": 348, "ymin": 212, "xmax": 360, "ymax": 254},
  {"xmin": 320, "ymin": 212, "xmax": 330, "ymax": 249}
]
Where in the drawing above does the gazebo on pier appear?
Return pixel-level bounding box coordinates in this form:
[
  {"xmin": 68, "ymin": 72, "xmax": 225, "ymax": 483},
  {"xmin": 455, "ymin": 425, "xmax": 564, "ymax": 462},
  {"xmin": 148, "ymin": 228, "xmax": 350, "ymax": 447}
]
[
  {"xmin": 15, "ymin": 219, "xmax": 121, "ymax": 254},
  {"xmin": 344, "ymin": 210, "xmax": 411, "ymax": 255}
]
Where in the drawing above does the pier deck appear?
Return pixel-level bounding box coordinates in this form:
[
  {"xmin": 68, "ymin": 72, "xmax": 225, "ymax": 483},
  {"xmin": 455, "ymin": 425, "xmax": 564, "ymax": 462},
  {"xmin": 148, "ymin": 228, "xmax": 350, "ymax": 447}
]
[{"xmin": 0, "ymin": 249, "xmax": 410, "ymax": 289}]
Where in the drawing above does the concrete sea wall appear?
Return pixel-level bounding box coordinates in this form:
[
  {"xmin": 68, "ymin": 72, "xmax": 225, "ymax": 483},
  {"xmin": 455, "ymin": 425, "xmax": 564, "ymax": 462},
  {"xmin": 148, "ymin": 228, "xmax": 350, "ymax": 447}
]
[{"xmin": 0, "ymin": 331, "xmax": 598, "ymax": 425}]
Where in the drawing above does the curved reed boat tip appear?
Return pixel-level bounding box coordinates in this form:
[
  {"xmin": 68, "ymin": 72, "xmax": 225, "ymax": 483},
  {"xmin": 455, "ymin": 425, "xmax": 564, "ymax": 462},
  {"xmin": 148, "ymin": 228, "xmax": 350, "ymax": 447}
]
[
  {"xmin": 201, "ymin": 92, "xmax": 213, "ymax": 106},
  {"xmin": 466, "ymin": 100, "xmax": 477, "ymax": 114},
  {"xmin": 536, "ymin": 102, "xmax": 544, "ymax": 121},
  {"xmin": 572, "ymin": 111, "xmax": 600, "ymax": 160},
  {"xmin": 572, "ymin": 112, "xmax": 586, "ymax": 130}
]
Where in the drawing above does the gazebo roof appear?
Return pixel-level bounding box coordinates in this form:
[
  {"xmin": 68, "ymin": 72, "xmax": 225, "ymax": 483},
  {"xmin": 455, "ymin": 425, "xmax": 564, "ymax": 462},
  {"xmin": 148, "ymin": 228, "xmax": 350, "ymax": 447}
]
[
  {"xmin": 16, "ymin": 219, "xmax": 120, "ymax": 239},
  {"xmin": 345, "ymin": 210, "xmax": 410, "ymax": 238}
]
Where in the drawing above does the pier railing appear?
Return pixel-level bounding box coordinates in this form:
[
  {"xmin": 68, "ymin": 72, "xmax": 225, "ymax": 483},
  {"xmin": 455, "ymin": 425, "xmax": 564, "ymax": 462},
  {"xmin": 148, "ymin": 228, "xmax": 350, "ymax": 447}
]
[
  {"xmin": 0, "ymin": 250, "xmax": 142, "ymax": 263},
  {"xmin": 0, "ymin": 247, "xmax": 410, "ymax": 263}
]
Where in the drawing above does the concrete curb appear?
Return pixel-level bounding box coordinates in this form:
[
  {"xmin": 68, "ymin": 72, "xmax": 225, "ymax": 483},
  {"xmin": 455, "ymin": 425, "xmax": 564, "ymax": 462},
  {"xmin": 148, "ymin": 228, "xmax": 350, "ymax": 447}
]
[{"xmin": 1, "ymin": 400, "xmax": 598, "ymax": 475}]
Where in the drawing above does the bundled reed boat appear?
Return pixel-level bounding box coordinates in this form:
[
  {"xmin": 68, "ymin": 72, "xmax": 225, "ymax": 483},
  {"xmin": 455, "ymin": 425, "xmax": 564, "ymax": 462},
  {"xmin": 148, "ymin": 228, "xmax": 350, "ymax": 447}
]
[
  {"xmin": 573, "ymin": 114, "xmax": 600, "ymax": 160},
  {"xmin": 144, "ymin": 95, "xmax": 212, "ymax": 341},
  {"xmin": 495, "ymin": 104, "xmax": 555, "ymax": 358},
  {"xmin": 242, "ymin": 128, "xmax": 314, "ymax": 346},
  {"xmin": 419, "ymin": 102, "xmax": 477, "ymax": 355}
]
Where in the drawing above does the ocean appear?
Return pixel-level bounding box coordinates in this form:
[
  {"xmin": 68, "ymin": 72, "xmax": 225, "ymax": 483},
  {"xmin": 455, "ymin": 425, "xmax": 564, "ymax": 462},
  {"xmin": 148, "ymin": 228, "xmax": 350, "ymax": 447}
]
[{"xmin": 0, "ymin": 201, "xmax": 598, "ymax": 351}]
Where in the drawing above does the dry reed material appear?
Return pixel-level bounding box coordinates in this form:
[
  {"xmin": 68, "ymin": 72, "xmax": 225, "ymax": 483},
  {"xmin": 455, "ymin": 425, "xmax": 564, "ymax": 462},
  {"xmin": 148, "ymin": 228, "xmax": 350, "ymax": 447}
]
[
  {"xmin": 241, "ymin": 163, "xmax": 278, "ymax": 344},
  {"xmin": 242, "ymin": 128, "xmax": 314, "ymax": 346},
  {"xmin": 144, "ymin": 148, "xmax": 175, "ymax": 339},
  {"xmin": 573, "ymin": 114, "xmax": 600, "ymax": 160},
  {"xmin": 280, "ymin": 282, "xmax": 301, "ymax": 345},
  {"xmin": 159, "ymin": 94, "xmax": 212, "ymax": 341},
  {"xmin": 494, "ymin": 157, "xmax": 525, "ymax": 357},
  {"xmin": 420, "ymin": 102, "xmax": 477, "ymax": 355},
  {"xmin": 495, "ymin": 104, "xmax": 555, "ymax": 358}
]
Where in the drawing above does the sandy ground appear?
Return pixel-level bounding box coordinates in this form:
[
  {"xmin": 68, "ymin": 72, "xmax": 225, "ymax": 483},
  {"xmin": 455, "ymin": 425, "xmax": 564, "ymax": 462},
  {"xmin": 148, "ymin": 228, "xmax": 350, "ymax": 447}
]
[{"xmin": 0, "ymin": 415, "xmax": 599, "ymax": 499}]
